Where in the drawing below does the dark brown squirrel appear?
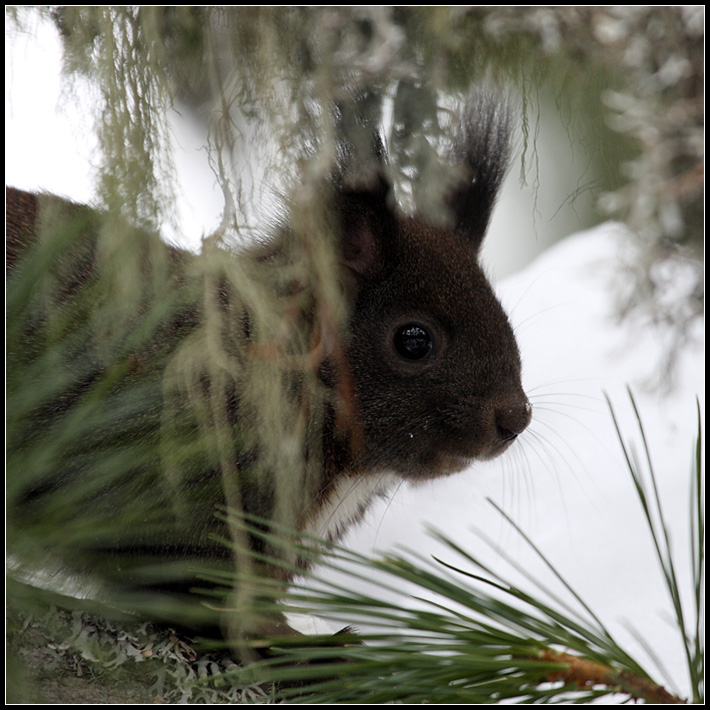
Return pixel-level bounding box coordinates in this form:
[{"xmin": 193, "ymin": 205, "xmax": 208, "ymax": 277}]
[{"xmin": 7, "ymin": 93, "xmax": 530, "ymax": 654}]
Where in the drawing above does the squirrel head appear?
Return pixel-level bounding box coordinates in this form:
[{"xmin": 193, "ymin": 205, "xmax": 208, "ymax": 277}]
[{"xmin": 335, "ymin": 94, "xmax": 530, "ymax": 480}]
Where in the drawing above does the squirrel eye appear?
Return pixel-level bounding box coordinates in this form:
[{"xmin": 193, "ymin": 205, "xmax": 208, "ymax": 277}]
[{"xmin": 393, "ymin": 323, "xmax": 434, "ymax": 361}]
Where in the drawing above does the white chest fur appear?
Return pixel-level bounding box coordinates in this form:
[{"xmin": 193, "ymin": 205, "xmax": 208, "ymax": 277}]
[{"xmin": 302, "ymin": 472, "xmax": 397, "ymax": 543}]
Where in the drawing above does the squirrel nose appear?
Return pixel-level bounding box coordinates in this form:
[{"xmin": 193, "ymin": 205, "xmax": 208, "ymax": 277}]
[{"xmin": 495, "ymin": 400, "xmax": 532, "ymax": 443}]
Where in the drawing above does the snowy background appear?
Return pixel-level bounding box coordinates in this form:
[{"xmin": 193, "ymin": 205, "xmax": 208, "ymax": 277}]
[{"xmin": 6, "ymin": 16, "xmax": 704, "ymax": 701}]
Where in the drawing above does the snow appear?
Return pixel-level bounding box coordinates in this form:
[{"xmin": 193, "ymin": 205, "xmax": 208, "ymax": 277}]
[{"xmin": 5, "ymin": 16, "xmax": 98, "ymax": 204}]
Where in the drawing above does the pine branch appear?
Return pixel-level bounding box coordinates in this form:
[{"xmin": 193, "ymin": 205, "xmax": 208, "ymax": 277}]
[{"xmin": 538, "ymin": 650, "xmax": 683, "ymax": 704}]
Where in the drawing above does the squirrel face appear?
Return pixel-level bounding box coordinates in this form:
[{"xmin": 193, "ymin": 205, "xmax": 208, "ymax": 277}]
[{"xmin": 343, "ymin": 209, "xmax": 530, "ymax": 482}]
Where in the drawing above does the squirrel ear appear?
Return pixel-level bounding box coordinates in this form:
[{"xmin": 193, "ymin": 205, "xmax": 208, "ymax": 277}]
[
  {"xmin": 337, "ymin": 168, "xmax": 393, "ymax": 282},
  {"xmin": 446, "ymin": 94, "xmax": 512, "ymax": 251}
]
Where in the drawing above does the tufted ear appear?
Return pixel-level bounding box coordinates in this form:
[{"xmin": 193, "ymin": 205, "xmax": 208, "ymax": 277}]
[
  {"xmin": 445, "ymin": 93, "xmax": 512, "ymax": 251},
  {"xmin": 336, "ymin": 168, "xmax": 394, "ymax": 282}
]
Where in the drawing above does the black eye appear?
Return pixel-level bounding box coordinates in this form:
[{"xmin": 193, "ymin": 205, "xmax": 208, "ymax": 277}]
[{"xmin": 393, "ymin": 323, "xmax": 434, "ymax": 361}]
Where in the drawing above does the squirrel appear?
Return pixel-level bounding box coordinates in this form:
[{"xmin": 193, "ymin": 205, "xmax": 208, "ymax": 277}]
[{"xmin": 6, "ymin": 92, "xmax": 530, "ymax": 659}]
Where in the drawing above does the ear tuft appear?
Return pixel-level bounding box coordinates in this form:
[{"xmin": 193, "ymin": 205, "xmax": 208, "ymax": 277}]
[
  {"xmin": 336, "ymin": 168, "xmax": 393, "ymax": 282},
  {"xmin": 446, "ymin": 92, "xmax": 512, "ymax": 250},
  {"xmin": 341, "ymin": 213, "xmax": 381, "ymax": 277}
]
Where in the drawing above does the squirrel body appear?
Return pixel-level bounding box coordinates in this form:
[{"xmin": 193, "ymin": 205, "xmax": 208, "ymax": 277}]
[{"xmin": 7, "ymin": 93, "xmax": 530, "ymax": 652}]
